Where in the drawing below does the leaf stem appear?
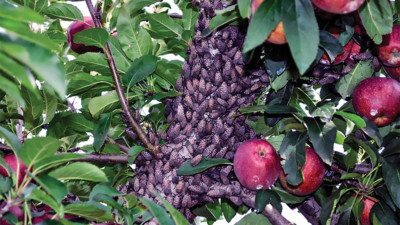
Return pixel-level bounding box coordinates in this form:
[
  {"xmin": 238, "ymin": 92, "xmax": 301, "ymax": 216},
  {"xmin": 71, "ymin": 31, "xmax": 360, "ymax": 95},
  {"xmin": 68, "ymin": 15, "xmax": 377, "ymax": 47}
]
[{"xmin": 85, "ymin": 0, "xmax": 158, "ymax": 155}]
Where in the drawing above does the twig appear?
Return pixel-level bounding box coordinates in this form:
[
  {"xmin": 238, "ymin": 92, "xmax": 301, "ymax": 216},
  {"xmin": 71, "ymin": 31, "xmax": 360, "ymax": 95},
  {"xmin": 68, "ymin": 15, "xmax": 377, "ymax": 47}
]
[
  {"xmin": 85, "ymin": 0, "xmax": 157, "ymax": 155},
  {"xmin": 56, "ymin": 152, "xmax": 129, "ymax": 164},
  {"xmin": 106, "ymin": 136, "xmax": 130, "ymax": 154}
]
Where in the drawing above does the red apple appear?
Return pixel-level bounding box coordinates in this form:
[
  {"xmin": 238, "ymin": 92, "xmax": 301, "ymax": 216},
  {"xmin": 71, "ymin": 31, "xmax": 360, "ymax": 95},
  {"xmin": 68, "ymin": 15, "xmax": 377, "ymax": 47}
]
[
  {"xmin": 279, "ymin": 147, "xmax": 325, "ymax": 196},
  {"xmin": 376, "ymin": 24, "xmax": 400, "ymax": 67},
  {"xmin": 311, "ymin": 0, "xmax": 365, "ymax": 14},
  {"xmin": 352, "ymin": 77, "xmax": 400, "ymax": 126},
  {"xmin": 233, "ymin": 139, "xmax": 281, "ymax": 190},
  {"xmin": 0, "ymin": 154, "xmax": 28, "ymax": 185},
  {"xmin": 320, "ymin": 28, "xmax": 354, "ymax": 65},
  {"xmin": 383, "ymin": 65, "xmax": 400, "ymax": 81},
  {"xmin": 345, "ymin": 41, "xmax": 361, "ymax": 64},
  {"xmin": 359, "ymin": 197, "xmax": 377, "ymax": 225},
  {"xmin": 67, "ymin": 16, "xmax": 102, "ymax": 54},
  {"xmin": 251, "ymin": 0, "xmax": 287, "ymax": 45},
  {"xmin": 354, "ymin": 13, "xmax": 368, "ymax": 36},
  {"xmin": 0, "ymin": 202, "xmax": 24, "ymax": 225}
]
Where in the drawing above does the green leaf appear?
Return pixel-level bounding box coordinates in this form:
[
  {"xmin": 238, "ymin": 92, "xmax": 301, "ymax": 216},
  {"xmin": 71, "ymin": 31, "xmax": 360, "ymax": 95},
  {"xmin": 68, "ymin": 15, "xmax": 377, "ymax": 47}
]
[
  {"xmin": 34, "ymin": 174, "xmax": 68, "ymax": 203},
  {"xmin": 139, "ymin": 197, "xmax": 175, "ymax": 225},
  {"xmin": 88, "ymin": 91, "xmax": 120, "ymax": 119},
  {"xmin": 237, "ymin": 0, "xmax": 251, "ymax": 18},
  {"xmin": 89, "ymin": 183, "xmax": 122, "ymax": 201},
  {"xmin": 221, "ymin": 198, "xmax": 237, "ymax": 223},
  {"xmin": 153, "ymin": 191, "xmax": 190, "ymax": 225},
  {"xmin": 19, "ymin": 137, "xmax": 62, "ymax": 168},
  {"xmin": 0, "ymin": 51, "xmax": 36, "ymax": 92},
  {"xmin": 130, "ymin": 0, "xmax": 159, "ymax": 13},
  {"xmin": 34, "ymin": 153, "xmax": 87, "ymax": 174},
  {"xmin": 272, "ymin": 187, "xmax": 306, "ymax": 204},
  {"xmin": 255, "ymin": 189, "xmax": 282, "ymax": 213},
  {"xmin": 108, "ymin": 35, "xmax": 131, "ymax": 71},
  {"xmin": 182, "ymin": 4, "xmax": 199, "ymax": 33},
  {"xmin": 319, "ymin": 30, "xmax": 344, "ymax": 63},
  {"xmin": 47, "ymin": 113, "xmax": 93, "ymax": 138},
  {"xmin": 335, "ymin": 60, "xmax": 374, "ymax": 98},
  {"xmin": 235, "ymin": 212, "xmax": 272, "ymax": 225},
  {"xmin": 239, "ymin": 105, "xmax": 297, "ymax": 114},
  {"xmin": 67, "ymin": 73, "xmax": 113, "ymax": 96},
  {"xmin": 0, "ymin": 34, "xmax": 66, "ymax": 98},
  {"xmin": 155, "ymin": 60, "xmax": 183, "ymax": 86},
  {"xmin": 176, "ymin": 158, "xmax": 233, "ymax": 176},
  {"xmin": 243, "ymin": 1, "xmax": 281, "ymax": 52},
  {"xmin": 282, "ymin": 0, "xmax": 319, "ymax": 74},
  {"xmin": 208, "ymin": 5, "xmax": 240, "ymax": 31},
  {"xmin": 265, "ymin": 82, "xmax": 294, "ymax": 126},
  {"xmin": 370, "ymin": 201, "xmax": 398, "ymax": 225},
  {"xmin": 93, "ymin": 113, "xmax": 111, "ymax": 151},
  {"xmin": 43, "ymin": 3, "xmax": 83, "ymax": 21},
  {"xmin": 382, "ymin": 157, "xmax": 400, "ymax": 209},
  {"xmin": 0, "ymin": 4, "xmax": 44, "ymax": 23},
  {"xmin": 358, "ymin": 0, "xmax": 393, "ymax": 44},
  {"xmin": 74, "ymin": 28, "xmax": 108, "ymax": 49},
  {"xmin": 75, "ymin": 52, "xmax": 126, "ymax": 75},
  {"xmin": 30, "ymin": 188, "xmax": 62, "ymax": 215},
  {"xmin": 42, "ymin": 84, "xmax": 58, "ymax": 124},
  {"xmin": 49, "ymin": 162, "xmax": 108, "ymax": 182},
  {"xmin": 279, "ymin": 131, "xmax": 307, "ymax": 185},
  {"xmin": 335, "ymin": 111, "xmax": 366, "ymax": 129},
  {"xmin": 0, "ymin": 127, "xmax": 21, "ymax": 151},
  {"xmin": 147, "ymin": 13, "xmax": 183, "ymax": 38},
  {"xmin": 45, "ymin": 19, "xmax": 67, "ymax": 44},
  {"xmin": 0, "ymin": 19, "xmax": 60, "ymax": 51},
  {"xmin": 64, "ymin": 202, "xmax": 114, "ymax": 222},
  {"xmin": 122, "ymin": 55, "xmax": 158, "ymax": 87},
  {"xmin": 117, "ymin": 8, "xmax": 152, "ymax": 60},
  {"xmin": 128, "ymin": 146, "xmax": 146, "ymax": 164},
  {"xmin": 0, "ymin": 76, "xmax": 25, "ymax": 107},
  {"xmin": 304, "ymin": 117, "xmax": 336, "ymax": 165}
]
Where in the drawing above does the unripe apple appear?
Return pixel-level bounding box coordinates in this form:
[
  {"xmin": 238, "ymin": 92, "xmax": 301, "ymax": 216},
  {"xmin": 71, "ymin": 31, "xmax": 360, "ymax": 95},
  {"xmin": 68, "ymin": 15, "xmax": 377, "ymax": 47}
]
[
  {"xmin": 311, "ymin": 0, "xmax": 365, "ymax": 14},
  {"xmin": 320, "ymin": 28, "xmax": 354, "ymax": 65},
  {"xmin": 376, "ymin": 24, "xmax": 400, "ymax": 67},
  {"xmin": 67, "ymin": 16, "xmax": 102, "ymax": 54},
  {"xmin": 0, "ymin": 154, "xmax": 28, "ymax": 185},
  {"xmin": 359, "ymin": 197, "xmax": 377, "ymax": 225},
  {"xmin": 383, "ymin": 65, "xmax": 400, "ymax": 81},
  {"xmin": 251, "ymin": 0, "xmax": 287, "ymax": 45},
  {"xmin": 352, "ymin": 77, "xmax": 400, "ymax": 126},
  {"xmin": 233, "ymin": 139, "xmax": 281, "ymax": 191},
  {"xmin": 279, "ymin": 147, "xmax": 325, "ymax": 196}
]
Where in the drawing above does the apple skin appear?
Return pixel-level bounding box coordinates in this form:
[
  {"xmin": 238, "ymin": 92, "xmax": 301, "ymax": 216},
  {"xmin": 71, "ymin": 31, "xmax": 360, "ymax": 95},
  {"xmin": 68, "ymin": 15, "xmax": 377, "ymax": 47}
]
[
  {"xmin": 0, "ymin": 202, "xmax": 24, "ymax": 225},
  {"xmin": 345, "ymin": 41, "xmax": 361, "ymax": 64},
  {"xmin": 354, "ymin": 13, "xmax": 368, "ymax": 36},
  {"xmin": 311, "ymin": 0, "xmax": 365, "ymax": 14},
  {"xmin": 67, "ymin": 16, "xmax": 102, "ymax": 54},
  {"xmin": 352, "ymin": 77, "xmax": 400, "ymax": 126},
  {"xmin": 359, "ymin": 197, "xmax": 377, "ymax": 225},
  {"xmin": 251, "ymin": 0, "xmax": 287, "ymax": 45},
  {"xmin": 0, "ymin": 154, "xmax": 28, "ymax": 185},
  {"xmin": 279, "ymin": 147, "xmax": 325, "ymax": 196},
  {"xmin": 376, "ymin": 24, "xmax": 400, "ymax": 67},
  {"xmin": 383, "ymin": 65, "xmax": 400, "ymax": 81},
  {"xmin": 320, "ymin": 29, "xmax": 354, "ymax": 65},
  {"xmin": 233, "ymin": 139, "xmax": 281, "ymax": 191}
]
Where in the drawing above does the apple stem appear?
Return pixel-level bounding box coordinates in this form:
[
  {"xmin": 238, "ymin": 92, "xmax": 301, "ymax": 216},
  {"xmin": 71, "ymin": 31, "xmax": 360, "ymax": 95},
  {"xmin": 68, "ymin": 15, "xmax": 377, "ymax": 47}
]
[{"xmin": 84, "ymin": 0, "xmax": 158, "ymax": 155}]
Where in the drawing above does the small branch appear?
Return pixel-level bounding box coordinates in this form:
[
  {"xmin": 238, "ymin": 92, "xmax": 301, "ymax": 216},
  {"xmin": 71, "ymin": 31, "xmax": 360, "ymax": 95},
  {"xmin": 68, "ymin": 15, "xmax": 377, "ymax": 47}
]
[
  {"xmin": 0, "ymin": 144, "xmax": 13, "ymax": 153},
  {"xmin": 57, "ymin": 152, "xmax": 129, "ymax": 164},
  {"xmin": 331, "ymin": 163, "xmax": 372, "ymax": 175},
  {"xmin": 106, "ymin": 136, "xmax": 130, "ymax": 154},
  {"xmin": 85, "ymin": 0, "xmax": 157, "ymax": 155}
]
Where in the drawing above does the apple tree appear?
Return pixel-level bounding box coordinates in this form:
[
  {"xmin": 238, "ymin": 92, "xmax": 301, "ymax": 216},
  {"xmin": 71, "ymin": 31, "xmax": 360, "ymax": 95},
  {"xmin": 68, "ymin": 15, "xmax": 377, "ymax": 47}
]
[{"xmin": 1, "ymin": 0, "xmax": 400, "ymax": 224}]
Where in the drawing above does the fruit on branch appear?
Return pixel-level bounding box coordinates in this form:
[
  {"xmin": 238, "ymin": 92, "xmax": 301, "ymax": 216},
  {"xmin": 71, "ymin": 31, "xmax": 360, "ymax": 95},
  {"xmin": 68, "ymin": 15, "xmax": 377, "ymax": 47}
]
[
  {"xmin": 233, "ymin": 139, "xmax": 281, "ymax": 191},
  {"xmin": 320, "ymin": 28, "xmax": 354, "ymax": 65},
  {"xmin": 359, "ymin": 196, "xmax": 377, "ymax": 225},
  {"xmin": 0, "ymin": 154, "xmax": 28, "ymax": 185},
  {"xmin": 0, "ymin": 202, "xmax": 23, "ymax": 225},
  {"xmin": 376, "ymin": 24, "xmax": 400, "ymax": 67},
  {"xmin": 352, "ymin": 77, "xmax": 400, "ymax": 126},
  {"xmin": 251, "ymin": 0, "xmax": 287, "ymax": 45},
  {"xmin": 383, "ymin": 65, "xmax": 400, "ymax": 81},
  {"xmin": 279, "ymin": 147, "xmax": 325, "ymax": 196},
  {"xmin": 311, "ymin": 0, "xmax": 365, "ymax": 14},
  {"xmin": 67, "ymin": 16, "xmax": 102, "ymax": 54}
]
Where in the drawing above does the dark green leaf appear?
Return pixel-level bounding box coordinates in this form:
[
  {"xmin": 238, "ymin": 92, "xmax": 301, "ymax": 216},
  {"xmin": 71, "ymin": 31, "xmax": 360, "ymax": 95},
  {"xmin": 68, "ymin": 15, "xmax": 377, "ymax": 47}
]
[
  {"xmin": 176, "ymin": 158, "xmax": 232, "ymax": 175},
  {"xmin": 75, "ymin": 52, "xmax": 126, "ymax": 75},
  {"xmin": 264, "ymin": 82, "xmax": 294, "ymax": 126},
  {"xmin": 139, "ymin": 197, "xmax": 175, "ymax": 225},
  {"xmin": 0, "ymin": 127, "xmax": 21, "ymax": 152},
  {"xmin": 43, "ymin": 3, "xmax": 83, "ymax": 21},
  {"xmin": 122, "ymin": 55, "xmax": 158, "ymax": 87},
  {"xmin": 361, "ymin": 119, "xmax": 382, "ymax": 146},
  {"xmin": 239, "ymin": 105, "xmax": 297, "ymax": 114},
  {"xmin": 0, "ymin": 76, "xmax": 25, "ymax": 107},
  {"xmin": 93, "ymin": 113, "xmax": 111, "ymax": 151},
  {"xmin": 153, "ymin": 191, "xmax": 190, "ymax": 225},
  {"xmin": 67, "ymin": 73, "xmax": 113, "ymax": 96},
  {"xmin": 272, "ymin": 187, "xmax": 306, "ymax": 204},
  {"xmin": 319, "ymin": 30, "xmax": 344, "ymax": 64},
  {"xmin": 237, "ymin": 0, "xmax": 251, "ymax": 18},
  {"xmin": 30, "ymin": 188, "xmax": 62, "ymax": 215},
  {"xmin": 42, "ymin": 84, "xmax": 58, "ymax": 124},
  {"xmin": 74, "ymin": 28, "xmax": 109, "ymax": 49},
  {"xmin": 335, "ymin": 60, "xmax": 374, "ymax": 98},
  {"xmin": 0, "ymin": 177, "xmax": 12, "ymax": 194},
  {"xmin": 243, "ymin": 0, "xmax": 281, "ymax": 52},
  {"xmin": 235, "ymin": 212, "xmax": 272, "ymax": 225},
  {"xmin": 34, "ymin": 174, "xmax": 68, "ymax": 202},
  {"xmin": 64, "ymin": 202, "xmax": 114, "ymax": 222},
  {"xmin": 382, "ymin": 157, "xmax": 400, "ymax": 209},
  {"xmin": 182, "ymin": 3, "xmax": 199, "ymax": 34},
  {"xmin": 208, "ymin": 5, "xmax": 240, "ymax": 31},
  {"xmin": 130, "ymin": 0, "xmax": 159, "ymax": 13},
  {"xmin": 358, "ymin": 0, "xmax": 393, "ymax": 44},
  {"xmin": 147, "ymin": 13, "xmax": 183, "ymax": 38},
  {"xmin": 128, "ymin": 146, "xmax": 146, "ymax": 164},
  {"xmin": 19, "ymin": 137, "xmax": 62, "ymax": 168},
  {"xmin": 49, "ymin": 162, "xmax": 108, "ymax": 182},
  {"xmin": 255, "ymin": 189, "xmax": 282, "ymax": 213},
  {"xmin": 335, "ymin": 111, "xmax": 366, "ymax": 129},
  {"xmin": 45, "ymin": 20, "xmax": 67, "ymax": 44},
  {"xmin": 221, "ymin": 198, "xmax": 237, "ymax": 223},
  {"xmin": 279, "ymin": 131, "xmax": 307, "ymax": 185},
  {"xmin": 370, "ymin": 201, "xmax": 398, "ymax": 225},
  {"xmin": 34, "ymin": 153, "xmax": 87, "ymax": 174},
  {"xmin": 304, "ymin": 117, "xmax": 336, "ymax": 165},
  {"xmin": 282, "ymin": 0, "xmax": 319, "ymax": 74}
]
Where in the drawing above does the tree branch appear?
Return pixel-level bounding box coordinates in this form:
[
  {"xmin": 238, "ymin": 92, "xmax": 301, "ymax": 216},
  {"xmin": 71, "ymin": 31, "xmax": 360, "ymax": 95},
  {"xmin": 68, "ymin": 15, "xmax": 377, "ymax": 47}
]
[
  {"xmin": 57, "ymin": 152, "xmax": 129, "ymax": 164},
  {"xmin": 84, "ymin": 0, "xmax": 158, "ymax": 155},
  {"xmin": 106, "ymin": 136, "xmax": 130, "ymax": 154}
]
